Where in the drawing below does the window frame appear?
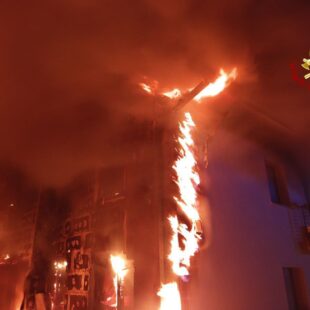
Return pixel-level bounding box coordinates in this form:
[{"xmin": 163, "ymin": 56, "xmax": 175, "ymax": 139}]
[{"xmin": 265, "ymin": 160, "xmax": 291, "ymax": 207}]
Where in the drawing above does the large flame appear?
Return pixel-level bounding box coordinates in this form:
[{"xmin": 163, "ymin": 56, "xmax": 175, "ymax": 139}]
[
  {"xmin": 158, "ymin": 113, "xmax": 201, "ymax": 309},
  {"xmin": 149, "ymin": 68, "xmax": 237, "ymax": 309},
  {"xmin": 139, "ymin": 68, "xmax": 237, "ymax": 102},
  {"xmin": 168, "ymin": 113, "xmax": 201, "ymax": 277},
  {"xmin": 158, "ymin": 282, "xmax": 181, "ymax": 310},
  {"xmin": 193, "ymin": 68, "xmax": 237, "ymax": 102},
  {"xmin": 173, "ymin": 113, "xmax": 200, "ymax": 222}
]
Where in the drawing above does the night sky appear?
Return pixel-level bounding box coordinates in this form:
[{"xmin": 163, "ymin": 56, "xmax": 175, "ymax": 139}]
[{"xmin": 0, "ymin": 0, "xmax": 309, "ymax": 186}]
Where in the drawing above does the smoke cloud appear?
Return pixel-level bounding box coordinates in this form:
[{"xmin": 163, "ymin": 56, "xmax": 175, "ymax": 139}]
[{"xmin": 0, "ymin": 0, "xmax": 308, "ymax": 185}]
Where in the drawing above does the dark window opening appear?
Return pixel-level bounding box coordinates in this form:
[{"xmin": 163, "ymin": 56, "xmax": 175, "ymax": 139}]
[{"xmin": 265, "ymin": 161, "xmax": 290, "ymax": 206}]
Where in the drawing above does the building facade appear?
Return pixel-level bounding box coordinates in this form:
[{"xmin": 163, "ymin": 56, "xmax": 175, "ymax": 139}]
[{"xmin": 0, "ymin": 107, "xmax": 309, "ymax": 310}]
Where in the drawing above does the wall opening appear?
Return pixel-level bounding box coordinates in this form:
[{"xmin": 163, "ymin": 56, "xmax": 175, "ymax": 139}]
[
  {"xmin": 282, "ymin": 267, "xmax": 309, "ymax": 310},
  {"xmin": 265, "ymin": 161, "xmax": 290, "ymax": 206}
]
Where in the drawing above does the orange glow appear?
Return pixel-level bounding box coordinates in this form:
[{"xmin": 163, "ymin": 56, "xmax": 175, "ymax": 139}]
[
  {"xmin": 139, "ymin": 82, "xmax": 153, "ymax": 94},
  {"xmin": 162, "ymin": 88, "xmax": 182, "ymax": 99},
  {"xmin": 193, "ymin": 68, "xmax": 237, "ymax": 102},
  {"xmin": 54, "ymin": 260, "xmax": 67, "ymax": 271},
  {"xmin": 0, "ymin": 253, "xmax": 11, "ymax": 265},
  {"xmin": 158, "ymin": 282, "xmax": 181, "ymax": 310},
  {"xmin": 139, "ymin": 68, "xmax": 237, "ymax": 104},
  {"xmin": 111, "ymin": 254, "xmax": 128, "ymax": 281},
  {"xmin": 110, "ymin": 254, "xmax": 128, "ymax": 307}
]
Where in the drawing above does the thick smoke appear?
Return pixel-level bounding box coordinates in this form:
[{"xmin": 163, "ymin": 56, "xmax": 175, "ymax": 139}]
[{"xmin": 0, "ymin": 0, "xmax": 308, "ymax": 185}]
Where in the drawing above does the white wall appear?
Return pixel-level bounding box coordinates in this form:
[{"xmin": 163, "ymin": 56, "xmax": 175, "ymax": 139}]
[{"xmin": 192, "ymin": 128, "xmax": 310, "ymax": 310}]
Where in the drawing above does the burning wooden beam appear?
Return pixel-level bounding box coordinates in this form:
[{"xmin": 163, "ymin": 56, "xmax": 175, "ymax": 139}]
[{"xmin": 172, "ymin": 81, "xmax": 207, "ymax": 111}]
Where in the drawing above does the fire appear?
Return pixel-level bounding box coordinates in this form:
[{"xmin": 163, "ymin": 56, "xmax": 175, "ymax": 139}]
[
  {"xmin": 139, "ymin": 82, "xmax": 153, "ymax": 94},
  {"xmin": 110, "ymin": 254, "xmax": 128, "ymax": 308},
  {"xmin": 173, "ymin": 113, "xmax": 200, "ymax": 222},
  {"xmin": 139, "ymin": 68, "xmax": 237, "ymax": 103},
  {"xmin": 158, "ymin": 282, "xmax": 181, "ymax": 310},
  {"xmin": 158, "ymin": 112, "xmax": 201, "ymax": 309},
  {"xmin": 162, "ymin": 88, "xmax": 182, "ymax": 99},
  {"xmin": 140, "ymin": 68, "xmax": 237, "ymax": 309},
  {"xmin": 0, "ymin": 253, "xmax": 11, "ymax": 265},
  {"xmin": 168, "ymin": 112, "xmax": 201, "ymax": 278},
  {"xmin": 168, "ymin": 216, "xmax": 201, "ymax": 277},
  {"xmin": 194, "ymin": 68, "xmax": 237, "ymax": 102},
  {"xmin": 111, "ymin": 254, "xmax": 128, "ymax": 281},
  {"xmin": 54, "ymin": 260, "xmax": 67, "ymax": 271}
]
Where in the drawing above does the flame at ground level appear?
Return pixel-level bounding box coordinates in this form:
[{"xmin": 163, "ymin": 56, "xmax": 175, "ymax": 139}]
[{"xmin": 158, "ymin": 282, "xmax": 181, "ymax": 310}]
